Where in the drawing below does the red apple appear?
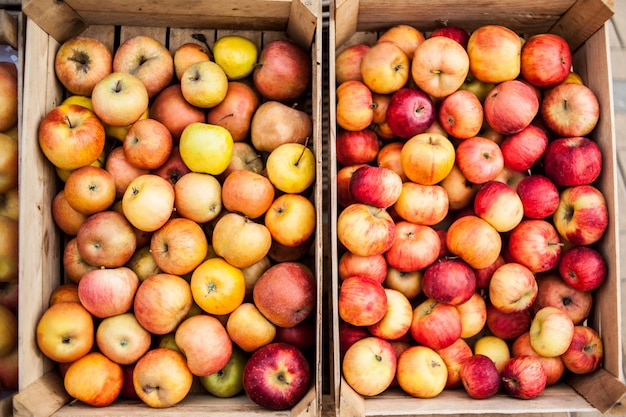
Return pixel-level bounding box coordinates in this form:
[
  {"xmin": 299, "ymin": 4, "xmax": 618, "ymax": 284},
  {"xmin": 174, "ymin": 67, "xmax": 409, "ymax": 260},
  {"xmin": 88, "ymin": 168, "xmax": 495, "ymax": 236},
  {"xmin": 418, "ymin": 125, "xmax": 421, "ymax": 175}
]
[
  {"xmin": 553, "ymin": 185, "xmax": 608, "ymax": 245},
  {"xmin": 350, "ymin": 165, "xmax": 403, "ymax": 208},
  {"xmin": 338, "ymin": 251, "xmax": 387, "ymax": 283},
  {"xmin": 473, "ymin": 180, "xmax": 524, "ymax": 232},
  {"xmin": 507, "ymin": 219, "xmax": 563, "ymax": 273},
  {"xmin": 521, "ymin": 33, "xmax": 572, "ymax": 87},
  {"xmin": 543, "ymin": 136, "xmax": 602, "ymax": 186},
  {"xmin": 489, "ymin": 262, "xmax": 538, "ymax": 314},
  {"xmin": 337, "ymin": 203, "xmax": 396, "ymax": 257},
  {"xmin": 511, "ymin": 332, "xmax": 565, "ymax": 386},
  {"xmin": 484, "ymin": 79, "xmax": 539, "ymax": 135},
  {"xmin": 105, "ymin": 146, "xmax": 150, "ymax": 199},
  {"xmin": 558, "ymin": 245, "xmax": 607, "ymax": 291},
  {"xmin": 335, "ymin": 129, "xmax": 379, "ymax": 166},
  {"xmin": 151, "ymin": 146, "xmax": 191, "ymax": 185},
  {"xmin": 338, "ymin": 275, "xmax": 387, "ymax": 327},
  {"xmin": 123, "ymin": 118, "xmax": 173, "ymax": 170},
  {"xmin": 500, "ymin": 124, "xmax": 549, "ymax": 172},
  {"xmin": 339, "ymin": 321, "xmax": 371, "ymax": 358},
  {"xmin": 436, "ymin": 337, "xmax": 473, "ymax": 389},
  {"xmin": 438, "ymin": 89, "xmax": 483, "ymax": 139},
  {"xmin": 78, "ymin": 266, "xmax": 140, "ymax": 319},
  {"xmin": 486, "ymin": 302, "xmax": 532, "ymax": 340},
  {"xmin": 76, "ymin": 210, "xmax": 137, "ymax": 268},
  {"xmin": 516, "ymin": 174, "xmax": 560, "ymax": 219},
  {"xmin": 460, "ymin": 354, "xmax": 501, "ymax": 399},
  {"xmin": 410, "ymin": 298, "xmax": 462, "ymax": 350},
  {"xmin": 560, "ymin": 325, "xmax": 604, "ymax": 374},
  {"xmin": 430, "ymin": 26, "xmax": 470, "ymax": 49},
  {"xmin": 501, "ymin": 355, "xmax": 547, "ymax": 399},
  {"xmin": 376, "ymin": 141, "xmax": 408, "ymax": 182},
  {"xmin": 532, "ymin": 273, "xmax": 592, "ymax": 325},
  {"xmin": 242, "ymin": 342, "xmax": 311, "ymax": 410},
  {"xmin": 149, "ymin": 83, "xmax": 206, "ymax": 143},
  {"xmin": 455, "ymin": 136, "xmax": 504, "ymax": 184},
  {"xmin": 336, "ymin": 80, "xmax": 374, "ymax": 132},
  {"xmin": 335, "ymin": 43, "xmax": 370, "ymax": 84},
  {"xmin": 541, "ymin": 82, "xmax": 600, "ymax": 137},
  {"xmin": 385, "ymin": 221, "xmax": 440, "ymax": 272},
  {"xmin": 445, "ymin": 215, "xmax": 502, "ymax": 270},
  {"xmin": 385, "ymin": 87, "xmax": 435, "ymax": 139},
  {"xmin": 274, "ymin": 318, "xmax": 316, "ymax": 352},
  {"xmin": 474, "ymin": 255, "xmax": 505, "ymax": 290},
  {"xmin": 206, "ymin": 81, "xmax": 260, "ymax": 142},
  {"xmin": 422, "ymin": 258, "xmax": 476, "ymax": 306},
  {"xmin": 175, "ymin": 314, "xmax": 232, "ymax": 377}
]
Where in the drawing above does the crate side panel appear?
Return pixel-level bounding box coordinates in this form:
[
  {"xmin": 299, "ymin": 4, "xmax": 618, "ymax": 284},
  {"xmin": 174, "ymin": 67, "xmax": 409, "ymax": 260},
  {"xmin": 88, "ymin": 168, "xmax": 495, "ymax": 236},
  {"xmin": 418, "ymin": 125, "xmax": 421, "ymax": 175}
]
[{"xmin": 18, "ymin": 17, "xmax": 64, "ymax": 392}]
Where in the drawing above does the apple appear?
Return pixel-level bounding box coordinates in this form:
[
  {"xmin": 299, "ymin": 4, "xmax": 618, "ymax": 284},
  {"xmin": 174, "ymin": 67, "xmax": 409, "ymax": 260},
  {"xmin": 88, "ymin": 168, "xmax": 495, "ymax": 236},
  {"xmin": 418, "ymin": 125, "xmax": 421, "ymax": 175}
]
[
  {"xmin": 335, "ymin": 43, "xmax": 370, "ymax": 84},
  {"xmin": 439, "ymin": 163, "xmax": 480, "ymax": 211},
  {"xmin": 541, "ymin": 82, "xmax": 600, "ymax": 137},
  {"xmin": 367, "ymin": 288, "xmax": 413, "ymax": 341},
  {"xmin": 474, "ymin": 180, "xmax": 524, "ymax": 233},
  {"xmin": 219, "ymin": 141, "xmax": 264, "ymax": 180},
  {"xmin": 411, "ymin": 298, "xmax": 462, "ymax": 350},
  {"xmin": 430, "ymin": 25, "xmax": 470, "ymax": 48},
  {"xmin": 511, "ymin": 331, "xmax": 565, "ymax": 386},
  {"xmin": 516, "ymin": 174, "xmax": 560, "ymax": 219},
  {"xmin": 133, "ymin": 273, "xmax": 193, "ymax": 335},
  {"xmin": 211, "ymin": 34, "xmax": 258, "ymax": 80},
  {"xmin": 335, "ymin": 129, "xmax": 380, "ymax": 166},
  {"xmin": 473, "ymin": 335, "xmax": 511, "ymax": 373},
  {"xmin": 486, "ymin": 302, "xmax": 532, "ymax": 341},
  {"xmin": 175, "ymin": 314, "xmax": 232, "ymax": 377},
  {"xmin": 103, "ymin": 145, "xmax": 149, "ymax": 199},
  {"xmin": 76, "ymin": 210, "xmax": 137, "ymax": 268},
  {"xmin": 0, "ymin": 345, "xmax": 17, "ymax": 391},
  {"xmin": 385, "ymin": 221, "xmax": 440, "ymax": 272},
  {"xmin": 559, "ymin": 245, "xmax": 607, "ymax": 291},
  {"xmin": 532, "ymin": 273, "xmax": 593, "ymax": 325},
  {"xmin": 383, "ymin": 267, "xmax": 423, "ymax": 301},
  {"xmin": 125, "ymin": 245, "xmax": 161, "ymax": 282},
  {"xmin": 190, "ymin": 257, "xmax": 245, "ymax": 317},
  {"xmin": 0, "ymin": 278, "xmax": 18, "ymax": 312},
  {"xmin": 360, "ymin": 41, "xmax": 409, "ymax": 94},
  {"xmin": 54, "ymin": 35, "xmax": 113, "ymax": 96},
  {"xmin": 474, "ymin": 255, "xmax": 505, "ymax": 290},
  {"xmin": 0, "ymin": 304, "xmax": 16, "ymax": 357},
  {"xmin": 64, "ymin": 351, "xmax": 123, "ymax": 407},
  {"xmin": 0, "ymin": 63, "xmax": 17, "ymax": 132},
  {"xmin": 36, "ymin": 301, "xmax": 94, "ymax": 363},
  {"xmin": 0, "ymin": 133, "xmax": 17, "ymax": 194},
  {"xmin": 122, "ymin": 173, "xmax": 175, "ymax": 232},
  {"xmin": 335, "ymin": 80, "xmax": 374, "ymax": 132},
  {"xmin": 180, "ymin": 59, "xmax": 228, "ymax": 108},
  {"xmin": 179, "ymin": 122, "xmax": 233, "ymax": 176},
  {"xmin": 459, "ymin": 73, "xmax": 495, "ymax": 103},
  {"xmin": 489, "ymin": 262, "xmax": 538, "ymax": 313},
  {"xmin": 113, "ymin": 34, "xmax": 173, "ymax": 98},
  {"xmin": 500, "ymin": 124, "xmax": 549, "ymax": 172},
  {"xmin": 467, "ymin": 24, "xmax": 522, "ymax": 84},
  {"xmin": 501, "ymin": 355, "xmax": 547, "ymax": 399},
  {"xmin": 378, "ymin": 24, "xmax": 425, "ymax": 59},
  {"xmin": 63, "ymin": 165, "xmax": 116, "ymax": 215},
  {"xmin": 96, "ymin": 312, "xmax": 152, "ymax": 365},
  {"xmin": 151, "ymin": 217, "xmax": 208, "ymax": 276},
  {"xmin": 484, "ymin": 79, "xmax": 539, "ymax": 135},
  {"xmin": 446, "ymin": 215, "xmax": 502, "ymax": 270},
  {"xmin": 554, "ymin": 185, "xmax": 609, "ymax": 246},
  {"xmin": 199, "ymin": 346, "xmax": 248, "ymax": 398},
  {"xmin": 268, "ymin": 235, "xmax": 314, "ymax": 263},
  {"xmin": 401, "ymin": 132, "xmax": 456, "ymax": 185},
  {"xmin": 460, "ymin": 354, "xmax": 501, "ymax": 399},
  {"xmin": 0, "ymin": 215, "xmax": 16, "ymax": 283},
  {"xmin": 173, "ymin": 42, "xmax": 211, "ymax": 81},
  {"xmin": 396, "ymin": 345, "xmax": 448, "ymax": 398},
  {"xmin": 133, "ymin": 347, "xmax": 193, "ymax": 408},
  {"xmin": 455, "ymin": 135, "xmax": 504, "ymax": 184},
  {"xmin": 78, "ymin": 266, "xmax": 140, "ymax": 318},
  {"xmin": 206, "ymin": 81, "xmax": 259, "ymax": 142},
  {"xmin": 393, "ymin": 182, "xmax": 449, "ymax": 226},
  {"xmin": 338, "ymin": 275, "xmax": 387, "ymax": 327},
  {"xmin": 173, "ymin": 171, "xmax": 222, "ymax": 223},
  {"xmin": 251, "ymin": 100, "xmax": 313, "ymax": 153},
  {"xmin": 385, "ymin": 87, "xmax": 436, "ymax": 139},
  {"xmin": 543, "ymin": 136, "xmax": 602, "ymax": 186},
  {"xmin": 152, "ymin": 145, "xmax": 191, "ymax": 185},
  {"xmin": 226, "ymin": 302, "xmax": 276, "ymax": 352},
  {"xmin": 0, "ymin": 187, "xmax": 18, "ymax": 221},
  {"xmin": 274, "ymin": 318, "xmax": 316, "ymax": 352},
  {"xmin": 38, "ymin": 104, "xmax": 106, "ymax": 171},
  {"xmin": 339, "ymin": 321, "xmax": 371, "ymax": 358},
  {"xmin": 370, "ymin": 93, "xmax": 397, "ymax": 140},
  {"xmin": 561, "ymin": 325, "xmax": 604, "ymax": 374},
  {"xmin": 253, "ymin": 39, "xmax": 311, "ymax": 103},
  {"xmin": 337, "ymin": 203, "xmax": 396, "ymax": 257},
  {"xmin": 336, "ymin": 164, "xmax": 369, "ymax": 208},
  {"xmin": 338, "ymin": 251, "xmax": 387, "ymax": 283},
  {"xmin": 349, "ymin": 165, "xmax": 402, "ymax": 209},
  {"xmin": 435, "ymin": 337, "xmax": 473, "ymax": 389},
  {"xmin": 149, "ymin": 84, "xmax": 206, "ymax": 143},
  {"xmin": 438, "ymin": 89, "xmax": 483, "ymax": 139},
  {"xmin": 411, "ymin": 35, "xmax": 470, "ymax": 98},
  {"xmin": 265, "ymin": 193, "xmax": 316, "ymax": 248},
  {"xmin": 455, "ymin": 291, "xmax": 487, "ymax": 339},
  {"xmin": 242, "ymin": 342, "xmax": 311, "ymax": 410},
  {"xmin": 221, "ymin": 169, "xmax": 272, "ymax": 219},
  {"xmin": 342, "ymin": 336, "xmax": 396, "ymax": 396},
  {"xmin": 521, "ymin": 33, "xmax": 572, "ymax": 87},
  {"xmin": 422, "ymin": 258, "xmax": 476, "ymax": 306},
  {"xmin": 376, "ymin": 141, "xmax": 408, "ymax": 182},
  {"xmin": 529, "ymin": 306, "xmax": 575, "ymax": 357},
  {"xmin": 507, "ymin": 219, "xmax": 563, "ymax": 273},
  {"xmin": 62, "ymin": 237, "xmax": 98, "ymax": 283},
  {"xmin": 123, "ymin": 118, "xmax": 173, "ymax": 170},
  {"xmin": 265, "ymin": 142, "xmax": 315, "ymax": 194},
  {"xmin": 212, "ymin": 212, "xmax": 272, "ymax": 268},
  {"xmin": 91, "ymin": 72, "xmax": 150, "ymax": 127},
  {"xmin": 119, "ymin": 363, "xmax": 140, "ymax": 400},
  {"xmin": 253, "ymin": 262, "xmax": 316, "ymax": 328}
]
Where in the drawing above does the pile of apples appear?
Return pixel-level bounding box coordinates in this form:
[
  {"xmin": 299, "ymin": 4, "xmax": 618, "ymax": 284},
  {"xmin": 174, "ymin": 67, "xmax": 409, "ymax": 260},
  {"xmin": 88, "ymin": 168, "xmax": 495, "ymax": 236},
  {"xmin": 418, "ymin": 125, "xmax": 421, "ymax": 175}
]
[
  {"xmin": 335, "ymin": 23, "xmax": 608, "ymax": 400},
  {"xmin": 0, "ymin": 56, "xmax": 19, "ymax": 397},
  {"xmin": 34, "ymin": 32, "xmax": 317, "ymax": 410}
]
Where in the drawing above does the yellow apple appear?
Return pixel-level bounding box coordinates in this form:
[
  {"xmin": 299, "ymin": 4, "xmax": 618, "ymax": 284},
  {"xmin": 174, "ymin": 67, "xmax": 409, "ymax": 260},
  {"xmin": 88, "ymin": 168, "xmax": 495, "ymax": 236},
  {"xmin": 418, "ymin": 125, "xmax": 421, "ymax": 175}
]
[
  {"xmin": 180, "ymin": 60, "xmax": 229, "ymax": 108},
  {"xmin": 179, "ymin": 122, "xmax": 233, "ymax": 175},
  {"xmin": 213, "ymin": 34, "xmax": 258, "ymax": 80},
  {"xmin": 265, "ymin": 142, "xmax": 315, "ymax": 194},
  {"xmin": 264, "ymin": 193, "xmax": 316, "ymax": 248}
]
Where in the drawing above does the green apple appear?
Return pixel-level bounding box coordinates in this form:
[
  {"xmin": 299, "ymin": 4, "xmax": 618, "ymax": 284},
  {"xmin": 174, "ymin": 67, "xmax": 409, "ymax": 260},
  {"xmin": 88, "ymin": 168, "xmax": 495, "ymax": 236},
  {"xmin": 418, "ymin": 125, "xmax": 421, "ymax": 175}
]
[
  {"xmin": 199, "ymin": 346, "xmax": 248, "ymax": 398},
  {"xmin": 459, "ymin": 74, "xmax": 495, "ymax": 103},
  {"xmin": 179, "ymin": 122, "xmax": 234, "ymax": 176}
]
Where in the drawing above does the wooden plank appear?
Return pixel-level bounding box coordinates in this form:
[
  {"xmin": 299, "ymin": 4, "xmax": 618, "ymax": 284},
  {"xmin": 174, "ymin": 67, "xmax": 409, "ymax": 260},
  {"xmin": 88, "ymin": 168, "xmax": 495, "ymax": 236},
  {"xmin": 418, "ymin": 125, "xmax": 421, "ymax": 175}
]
[
  {"xmin": 21, "ymin": 0, "xmax": 88, "ymax": 44},
  {"xmin": 550, "ymin": 0, "xmax": 615, "ymax": 51},
  {"xmin": 567, "ymin": 368, "xmax": 626, "ymax": 414},
  {"xmin": 287, "ymin": 0, "xmax": 320, "ymax": 50},
  {"xmin": 0, "ymin": 10, "xmax": 18, "ymax": 49},
  {"xmin": 13, "ymin": 371, "xmax": 70, "ymax": 417}
]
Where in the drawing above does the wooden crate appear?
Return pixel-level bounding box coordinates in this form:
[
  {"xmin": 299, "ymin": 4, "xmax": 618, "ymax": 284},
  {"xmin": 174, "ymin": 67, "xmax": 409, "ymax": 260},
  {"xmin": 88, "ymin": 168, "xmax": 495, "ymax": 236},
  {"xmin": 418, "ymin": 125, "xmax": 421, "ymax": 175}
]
[
  {"xmin": 13, "ymin": 0, "xmax": 324, "ymax": 416},
  {"xmin": 327, "ymin": 0, "xmax": 626, "ymax": 416}
]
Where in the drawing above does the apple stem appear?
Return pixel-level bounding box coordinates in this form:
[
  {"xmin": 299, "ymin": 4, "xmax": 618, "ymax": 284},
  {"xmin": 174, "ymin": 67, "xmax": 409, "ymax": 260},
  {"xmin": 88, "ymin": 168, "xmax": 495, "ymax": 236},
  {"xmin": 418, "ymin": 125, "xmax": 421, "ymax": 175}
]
[
  {"xmin": 217, "ymin": 113, "xmax": 234, "ymax": 123},
  {"xmin": 191, "ymin": 33, "xmax": 214, "ymax": 60},
  {"xmin": 295, "ymin": 138, "xmax": 310, "ymax": 166},
  {"xmin": 247, "ymin": 154, "xmax": 262, "ymax": 164}
]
